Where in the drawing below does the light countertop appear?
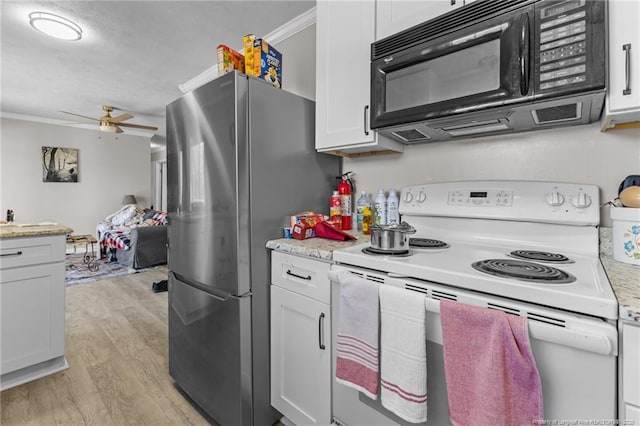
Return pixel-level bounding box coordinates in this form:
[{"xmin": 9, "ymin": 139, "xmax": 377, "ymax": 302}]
[
  {"xmin": 266, "ymin": 231, "xmax": 368, "ymax": 261},
  {"xmin": 599, "ymin": 227, "xmax": 640, "ymax": 323},
  {"xmin": 0, "ymin": 223, "xmax": 73, "ymax": 239},
  {"xmin": 268, "ymin": 227, "xmax": 640, "ymax": 323}
]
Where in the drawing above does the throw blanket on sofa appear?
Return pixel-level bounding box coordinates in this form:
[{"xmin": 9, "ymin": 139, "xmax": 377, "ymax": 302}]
[{"xmin": 97, "ymin": 209, "xmax": 168, "ymax": 251}]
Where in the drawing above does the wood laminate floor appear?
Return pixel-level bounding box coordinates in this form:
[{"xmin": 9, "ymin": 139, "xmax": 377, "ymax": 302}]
[{"xmin": 0, "ymin": 267, "xmax": 213, "ymax": 426}]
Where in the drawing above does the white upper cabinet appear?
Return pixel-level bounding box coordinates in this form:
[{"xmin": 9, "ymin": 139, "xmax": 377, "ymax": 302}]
[
  {"xmin": 376, "ymin": 0, "xmax": 464, "ymax": 41},
  {"xmin": 602, "ymin": 0, "xmax": 640, "ymax": 130},
  {"xmin": 315, "ymin": 0, "xmax": 404, "ymax": 155}
]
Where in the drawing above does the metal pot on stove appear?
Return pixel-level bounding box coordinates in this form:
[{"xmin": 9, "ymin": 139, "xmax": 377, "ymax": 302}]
[{"xmin": 369, "ymin": 222, "xmax": 416, "ymax": 252}]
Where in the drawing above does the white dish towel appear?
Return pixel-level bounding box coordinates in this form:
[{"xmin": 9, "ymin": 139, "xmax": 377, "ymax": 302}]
[
  {"xmin": 379, "ymin": 285, "xmax": 428, "ymax": 424},
  {"xmin": 335, "ymin": 271, "xmax": 380, "ymax": 399}
]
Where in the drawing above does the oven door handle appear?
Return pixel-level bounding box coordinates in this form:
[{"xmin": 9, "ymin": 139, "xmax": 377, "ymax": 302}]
[{"xmin": 424, "ymin": 298, "xmax": 615, "ymax": 356}]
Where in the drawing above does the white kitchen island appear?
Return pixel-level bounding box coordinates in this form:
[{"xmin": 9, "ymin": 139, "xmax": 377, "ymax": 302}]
[{"xmin": 0, "ymin": 223, "xmax": 72, "ymax": 390}]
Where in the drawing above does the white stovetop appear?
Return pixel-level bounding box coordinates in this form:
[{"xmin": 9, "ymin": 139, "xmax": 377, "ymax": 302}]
[{"xmin": 333, "ymin": 237, "xmax": 617, "ymax": 319}]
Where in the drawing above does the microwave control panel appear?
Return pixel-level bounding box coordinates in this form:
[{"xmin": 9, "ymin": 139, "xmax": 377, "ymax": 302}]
[{"xmin": 537, "ymin": 0, "xmax": 590, "ymax": 91}]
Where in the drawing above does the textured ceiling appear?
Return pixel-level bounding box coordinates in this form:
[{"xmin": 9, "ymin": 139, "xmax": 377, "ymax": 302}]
[{"xmin": 0, "ymin": 0, "xmax": 315, "ymax": 147}]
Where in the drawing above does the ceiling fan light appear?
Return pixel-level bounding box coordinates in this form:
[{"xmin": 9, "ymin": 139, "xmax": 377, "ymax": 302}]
[
  {"xmin": 100, "ymin": 123, "xmax": 118, "ymax": 133},
  {"xmin": 29, "ymin": 12, "xmax": 82, "ymax": 41}
]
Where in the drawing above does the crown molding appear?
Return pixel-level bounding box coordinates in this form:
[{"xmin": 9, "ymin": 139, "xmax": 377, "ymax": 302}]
[{"xmin": 178, "ymin": 6, "xmax": 316, "ymax": 94}]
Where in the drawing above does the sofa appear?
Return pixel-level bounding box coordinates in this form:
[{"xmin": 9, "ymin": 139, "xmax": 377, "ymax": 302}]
[
  {"xmin": 97, "ymin": 206, "xmax": 168, "ymax": 269},
  {"xmin": 113, "ymin": 225, "xmax": 167, "ymax": 269}
]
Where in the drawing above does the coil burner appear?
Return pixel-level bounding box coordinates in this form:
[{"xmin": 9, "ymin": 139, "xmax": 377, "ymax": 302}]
[
  {"xmin": 409, "ymin": 238, "xmax": 450, "ymax": 249},
  {"xmin": 362, "ymin": 247, "xmax": 413, "ymax": 257},
  {"xmin": 472, "ymin": 258, "xmax": 576, "ymax": 284},
  {"xmin": 508, "ymin": 250, "xmax": 574, "ymax": 264}
]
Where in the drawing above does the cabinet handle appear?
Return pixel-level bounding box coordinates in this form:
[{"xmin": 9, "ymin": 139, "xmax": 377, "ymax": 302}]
[
  {"xmin": 0, "ymin": 250, "xmax": 23, "ymax": 257},
  {"xmin": 623, "ymin": 43, "xmax": 631, "ymax": 96},
  {"xmin": 286, "ymin": 269, "xmax": 311, "ymax": 280},
  {"xmin": 318, "ymin": 312, "xmax": 326, "ymax": 350},
  {"xmin": 364, "ymin": 105, "xmax": 370, "ymax": 136}
]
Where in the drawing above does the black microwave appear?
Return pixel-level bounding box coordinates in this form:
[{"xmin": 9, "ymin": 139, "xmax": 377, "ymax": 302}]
[{"xmin": 370, "ymin": 0, "xmax": 606, "ymax": 143}]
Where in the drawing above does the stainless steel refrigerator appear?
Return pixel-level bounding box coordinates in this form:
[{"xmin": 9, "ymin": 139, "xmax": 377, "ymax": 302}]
[{"xmin": 166, "ymin": 72, "xmax": 340, "ymax": 426}]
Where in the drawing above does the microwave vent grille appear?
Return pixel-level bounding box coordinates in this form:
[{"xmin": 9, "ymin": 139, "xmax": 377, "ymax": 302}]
[
  {"xmin": 372, "ymin": 0, "xmax": 532, "ymax": 60},
  {"xmin": 392, "ymin": 128, "xmax": 431, "ymax": 143},
  {"xmin": 532, "ymin": 102, "xmax": 582, "ymax": 124}
]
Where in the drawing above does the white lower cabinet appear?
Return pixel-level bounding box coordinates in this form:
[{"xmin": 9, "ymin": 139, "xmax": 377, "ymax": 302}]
[
  {"xmin": 270, "ymin": 251, "xmax": 332, "ymax": 425},
  {"xmin": 621, "ymin": 321, "xmax": 640, "ymax": 423},
  {"xmin": 0, "ymin": 234, "xmax": 68, "ymax": 390}
]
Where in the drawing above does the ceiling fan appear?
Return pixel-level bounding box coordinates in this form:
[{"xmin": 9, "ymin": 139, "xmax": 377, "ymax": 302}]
[{"xmin": 61, "ymin": 105, "xmax": 158, "ymax": 134}]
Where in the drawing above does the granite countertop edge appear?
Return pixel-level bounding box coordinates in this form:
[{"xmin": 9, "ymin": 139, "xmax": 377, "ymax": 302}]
[{"xmin": 0, "ymin": 224, "xmax": 73, "ymax": 239}]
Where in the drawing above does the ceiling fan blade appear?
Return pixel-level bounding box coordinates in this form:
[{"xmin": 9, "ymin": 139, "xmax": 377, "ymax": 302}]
[
  {"xmin": 118, "ymin": 122, "xmax": 158, "ymax": 131},
  {"xmin": 110, "ymin": 113, "xmax": 134, "ymax": 123},
  {"xmin": 115, "ymin": 125, "xmax": 124, "ymax": 134},
  {"xmin": 60, "ymin": 111, "xmax": 99, "ymax": 122}
]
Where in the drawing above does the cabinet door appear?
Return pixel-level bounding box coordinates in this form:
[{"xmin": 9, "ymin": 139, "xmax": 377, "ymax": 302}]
[
  {"xmin": 376, "ymin": 0, "xmax": 463, "ymax": 41},
  {"xmin": 608, "ymin": 0, "xmax": 640, "ymax": 113},
  {"xmin": 1, "ymin": 262, "xmax": 65, "ymax": 374},
  {"xmin": 316, "ymin": 0, "xmax": 375, "ymax": 151},
  {"xmin": 270, "ymin": 285, "xmax": 331, "ymax": 426}
]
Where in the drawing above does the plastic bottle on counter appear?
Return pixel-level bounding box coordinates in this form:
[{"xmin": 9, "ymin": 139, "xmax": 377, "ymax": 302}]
[
  {"xmin": 374, "ymin": 188, "xmax": 387, "ymax": 225},
  {"xmin": 356, "ymin": 191, "xmax": 371, "ymax": 232},
  {"xmin": 330, "ymin": 190, "xmax": 342, "ymax": 230},
  {"xmin": 387, "ymin": 188, "xmax": 399, "ymax": 225},
  {"xmin": 362, "ymin": 206, "xmax": 373, "ymax": 235}
]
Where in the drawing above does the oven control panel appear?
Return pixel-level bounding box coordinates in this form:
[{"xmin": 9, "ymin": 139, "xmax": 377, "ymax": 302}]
[
  {"xmin": 399, "ymin": 181, "xmax": 600, "ymax": 225},
  {"xmin": 447, "ymin": 189, "xmax": 513, "ymax": 207}
]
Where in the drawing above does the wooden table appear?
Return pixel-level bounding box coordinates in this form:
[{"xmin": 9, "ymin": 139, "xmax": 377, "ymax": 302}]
[{"xmin": 66, "ymin": 234, "xmax": 99, "ymax": 271}]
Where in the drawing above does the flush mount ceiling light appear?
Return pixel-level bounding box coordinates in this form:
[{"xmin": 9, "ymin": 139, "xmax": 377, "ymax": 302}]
[{"xmin": 29, "ymin": 12, "xmax": 82, "ymax": 41}]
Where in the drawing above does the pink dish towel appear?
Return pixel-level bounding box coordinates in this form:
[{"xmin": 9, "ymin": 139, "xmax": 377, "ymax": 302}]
[
  {"xmin": 440, "ymin": 300, "xmax": 543, "ymax": 426},
  {"xmin": 379, "ymin": 285, "xmax": 428, "ymax": 423},
  {"xmin": 335, "ymin": 271, "xmax": 380, "ymax": 399}
]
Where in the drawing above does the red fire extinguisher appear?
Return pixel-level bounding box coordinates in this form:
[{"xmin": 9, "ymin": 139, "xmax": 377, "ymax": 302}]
[{"xmin": 338, "ymin": 171, "xmax": 354, "ymax": 230}]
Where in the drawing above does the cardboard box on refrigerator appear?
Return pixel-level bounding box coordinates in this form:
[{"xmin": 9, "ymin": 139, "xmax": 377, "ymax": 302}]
[
  {"xmin": 243, "ymin": 34, "xmax": 282, "ymax": 88},
  {"xmin": 217, "ymin": 44, "xmax": 245, "ymax": 75}
]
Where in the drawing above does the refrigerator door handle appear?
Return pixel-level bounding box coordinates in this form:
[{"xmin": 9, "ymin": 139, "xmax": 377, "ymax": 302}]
[
  {"xmin": 318, "ymin": 312, "xmax": 326, "ymax": 350},
  {"xmin": 170, "ymin": 271, "xmax": 249, "ymax": 301}
]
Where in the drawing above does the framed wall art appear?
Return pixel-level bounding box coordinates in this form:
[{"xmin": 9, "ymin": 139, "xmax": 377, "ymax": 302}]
[{"xmin": 42, "ymin": 147, "xmax": 78, "ymax": 183}]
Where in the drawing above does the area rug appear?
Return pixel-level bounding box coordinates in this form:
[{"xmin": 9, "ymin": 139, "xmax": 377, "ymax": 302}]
[{"xmin": 65, "ymin": 254, "xmax": 163, "ymax": 286}]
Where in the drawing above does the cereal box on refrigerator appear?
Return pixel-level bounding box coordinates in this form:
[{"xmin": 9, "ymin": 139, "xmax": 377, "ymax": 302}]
[
  {"xmin": 243, "ymin": 36, "xmax": 282, "ymax": 88},
  {"xmin": 216, "ymin": 44, "xmax": 245, "ymax": 75}
]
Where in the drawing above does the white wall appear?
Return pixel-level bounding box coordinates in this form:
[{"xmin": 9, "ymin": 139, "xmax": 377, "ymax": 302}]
[
  {"xmin": 1, "ymin": 117, "xmax": 152, "ymax": 235},
  {"xmin": 344, "ymin": 123, "xmax": 640, "ymax": 226},
  {"xmin": 275, "ymin": 25, "xmax": 316, "ymax": 100}
]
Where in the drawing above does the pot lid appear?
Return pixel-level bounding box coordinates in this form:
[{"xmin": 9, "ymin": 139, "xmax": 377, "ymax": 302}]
[{"xmin": 371, "ymin": 221, "xmax": 416, "ymax": 233}]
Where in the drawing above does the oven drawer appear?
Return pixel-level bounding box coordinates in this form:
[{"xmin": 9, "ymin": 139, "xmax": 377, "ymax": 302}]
[{"xmin": 271, "ymin": 251, "xmax": 331, "ymax": 304}]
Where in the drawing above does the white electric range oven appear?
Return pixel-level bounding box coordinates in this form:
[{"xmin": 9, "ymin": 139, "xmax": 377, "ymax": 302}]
[{"xmin": 330, "ymin": 180, "xmax": 618, "ymax": 425}]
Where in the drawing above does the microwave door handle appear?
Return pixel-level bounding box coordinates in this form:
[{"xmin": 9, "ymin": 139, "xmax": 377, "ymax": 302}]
[{"xmin": 519, "ymin": 13, "xmax": 530, "ymax": 96}]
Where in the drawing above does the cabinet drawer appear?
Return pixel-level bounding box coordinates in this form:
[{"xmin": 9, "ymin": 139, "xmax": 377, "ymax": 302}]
[
  {"xmin": 0, "ymin": 235, "xmax": 65, "ymax": 269},
  {"xmin": 271, "ymin": 251, "xmax": 331, "ymax": 304}
]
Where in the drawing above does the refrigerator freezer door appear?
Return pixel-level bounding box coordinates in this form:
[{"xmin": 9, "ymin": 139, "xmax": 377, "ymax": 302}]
[
  {"xmin": 166, "ymin": 72, "xmax": 248, "ymax": 296},
  {"xmin": 168, "ymin": 273, "xmax": 252, "ymax": 425}
]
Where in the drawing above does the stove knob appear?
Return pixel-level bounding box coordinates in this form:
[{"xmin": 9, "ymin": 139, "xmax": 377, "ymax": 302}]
[
  {"xmin": 545, "ymin": 190, "xmax": 565, "ymax": 207},
  {"xmin": 416, "ymin": 190, "xmax": 427, "ymax": 203},
  {"xmin": 403, "ymin": 191, "xmax": 413, "ymax": 203},
  {"xmin": 571, "ymin": 189, "xmax": 592, "ymax": 209}
]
